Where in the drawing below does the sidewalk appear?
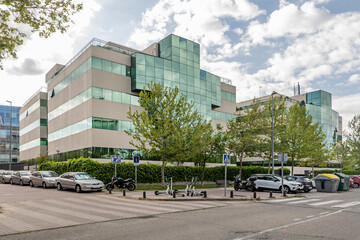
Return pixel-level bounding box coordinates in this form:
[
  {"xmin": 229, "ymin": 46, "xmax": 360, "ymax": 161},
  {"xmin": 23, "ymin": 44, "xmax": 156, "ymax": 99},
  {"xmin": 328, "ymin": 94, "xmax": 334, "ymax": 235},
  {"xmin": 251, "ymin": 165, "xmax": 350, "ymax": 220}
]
[{"xmin": 107, "ymin": 187, "xmax": 300, "ymax": 201}]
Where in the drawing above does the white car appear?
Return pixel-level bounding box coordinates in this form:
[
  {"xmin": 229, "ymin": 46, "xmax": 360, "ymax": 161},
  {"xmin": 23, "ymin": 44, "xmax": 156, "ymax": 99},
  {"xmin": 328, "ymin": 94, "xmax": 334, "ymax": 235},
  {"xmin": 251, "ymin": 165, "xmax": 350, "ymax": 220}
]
[{"xmin": 250, "ymin": 174, "xmax": 303, "ymax": 193}]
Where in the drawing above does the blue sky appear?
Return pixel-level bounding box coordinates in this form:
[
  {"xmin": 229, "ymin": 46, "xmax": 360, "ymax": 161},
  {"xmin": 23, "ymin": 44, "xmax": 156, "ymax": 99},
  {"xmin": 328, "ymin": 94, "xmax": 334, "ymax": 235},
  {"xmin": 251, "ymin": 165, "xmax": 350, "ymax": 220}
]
[{"xmin": 0, "ymin": 0, "xmax": 359, "ymax": 131}]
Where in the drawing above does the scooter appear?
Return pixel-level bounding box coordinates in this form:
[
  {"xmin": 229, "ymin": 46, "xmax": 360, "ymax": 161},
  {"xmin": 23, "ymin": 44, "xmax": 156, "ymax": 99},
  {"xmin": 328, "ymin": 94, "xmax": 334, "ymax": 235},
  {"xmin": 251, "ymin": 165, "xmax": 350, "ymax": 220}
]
[
  {"xmin": 190, "ymin": 176, "xmax": 205, "ymax": 197},
  {"xmin": 154, "ymin": 177, "xmax": 172, "ymax": 195},
  {"xmin": 106, "ymin": 176, "xmax": 136, "ymax": 191}
]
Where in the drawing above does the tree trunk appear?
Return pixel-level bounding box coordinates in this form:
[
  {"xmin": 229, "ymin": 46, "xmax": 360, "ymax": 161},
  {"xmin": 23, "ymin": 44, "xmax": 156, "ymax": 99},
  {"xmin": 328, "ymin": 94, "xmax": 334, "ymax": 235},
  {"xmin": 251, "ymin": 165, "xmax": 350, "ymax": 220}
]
[
  {"xmin": 291, "ymin": 156, "xmax": 294, "ymax": 176},
  {"xmin": 201, "ymin": 158, "xmax": 206, "ymax": 186},
  {"xmin": 312, "ymin": 165, "xmax": 314, "ymax": 178},
  {"xmin": 238, "ymin": 152, "xmax": 244, "ymax": 180},
  {"xmin": 161, "ymin": 158, "xmax": 165, "ymax": 188},
  {"xmin": 267, "ymin": 154, "xmax": 271, "ymax": 174}
]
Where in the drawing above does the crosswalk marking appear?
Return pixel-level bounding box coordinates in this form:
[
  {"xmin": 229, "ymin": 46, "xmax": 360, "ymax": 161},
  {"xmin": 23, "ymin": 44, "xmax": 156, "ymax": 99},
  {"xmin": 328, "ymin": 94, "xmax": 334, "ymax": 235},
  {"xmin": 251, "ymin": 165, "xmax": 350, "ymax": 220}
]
[
  {"xmin": 287, "ymin": 199, "xmax": 320, "ymax": 205},
  {"xmin": 308, "ymin": 200, "xmax": 343, "ymax": 206},
  {"xmin": 332, "ymin": 201, "xmax": 360, "ymax": 208},
  {"xmin": 267, "ymin": 198, "xmax": 303, "ymax": 203}
]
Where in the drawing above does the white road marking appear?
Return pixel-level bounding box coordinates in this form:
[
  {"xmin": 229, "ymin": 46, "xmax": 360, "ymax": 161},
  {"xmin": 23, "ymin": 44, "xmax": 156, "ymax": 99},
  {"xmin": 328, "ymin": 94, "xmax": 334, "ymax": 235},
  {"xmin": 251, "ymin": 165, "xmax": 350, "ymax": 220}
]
[
  {"xmin": 234, "ymin": 209, "xmax": 344, "ymax": 240},
  {"xmin": 332, "ymin": 201, "xmax": 360, "ymax": 208},
  {"xmin": 306, "ymin": 215, "xmax": 315, "ymax": 218},
  {"xmin": 308, "ymin": 200, "xmax": 343, "ymax": 206},
  {"xmin": 287, "ymin": 199, "xmax": 320, "ymax": 204},
  {"xmin": 293, "ymin": 218, "xmax": 301, "ymax": 221},
  {"xmin": 319, "ymin": 211, "xmax": 330, "ymax": 215},
  {"xmin": 267, "ymin": 198, "xmax": 304, "ymax": 203}
]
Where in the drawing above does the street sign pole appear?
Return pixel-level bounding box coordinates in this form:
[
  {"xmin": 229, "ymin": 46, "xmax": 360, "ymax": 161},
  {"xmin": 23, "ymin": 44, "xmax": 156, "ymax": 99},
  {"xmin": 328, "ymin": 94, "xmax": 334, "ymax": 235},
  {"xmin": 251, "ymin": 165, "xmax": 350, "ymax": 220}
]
[
  {"xmin": 135, "ymin": 166, "xmax": 137, "ymax": 185},
  {"xmin": 111, "ymin": 155, "xmax": 121, "ymax": 178},
  {"xmin": 223, "ymin": 154, "xmax": 230, "ymax": 197},
  {"xmin": 133, "ymin": 156, "xmax": 140, "ymax": 185},
  {"xmin": 281, "ymin": 154, "xmax": 284, "ymax": 195}
]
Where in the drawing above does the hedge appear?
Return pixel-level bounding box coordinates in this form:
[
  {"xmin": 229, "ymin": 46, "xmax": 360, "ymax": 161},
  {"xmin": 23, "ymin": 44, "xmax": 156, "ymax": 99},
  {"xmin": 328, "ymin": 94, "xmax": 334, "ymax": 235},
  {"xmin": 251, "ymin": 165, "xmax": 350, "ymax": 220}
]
[
  {"xmin": 314, "ymin": 169, "xmax": 360, "ymax": 176},
  {"xmin": 38, "ymin": 157, "xmax": 290, "ymax": 184}
]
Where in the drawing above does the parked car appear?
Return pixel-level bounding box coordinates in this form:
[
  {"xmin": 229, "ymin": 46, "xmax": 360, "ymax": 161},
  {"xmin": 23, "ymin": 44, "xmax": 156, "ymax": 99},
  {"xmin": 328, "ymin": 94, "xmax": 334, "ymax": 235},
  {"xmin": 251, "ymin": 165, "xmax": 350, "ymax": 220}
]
[
  {"xmin": 30, "ymin": 171, "xmax": 59, "ymax": 188},
  {"xmin": 56, "ymin": 172, "xmax": 104, "ymax": 193},
  {"xmin": 284, "ymin": 176, "xmax": 313, "ymax": 192},
  {"xmin": 350, "ymin": 176, "xmax": 360, "ymax": 188},
  {"xmin": 10, "ymin": 171, "xmax": 32, "ymax": 185},
  {"xmin": 0, "ymin": 170, "xmax": 14, "ymax": 184},
  {"xmin": 250, "ymin": 174, "xmax": 303, "ymax": 193}
]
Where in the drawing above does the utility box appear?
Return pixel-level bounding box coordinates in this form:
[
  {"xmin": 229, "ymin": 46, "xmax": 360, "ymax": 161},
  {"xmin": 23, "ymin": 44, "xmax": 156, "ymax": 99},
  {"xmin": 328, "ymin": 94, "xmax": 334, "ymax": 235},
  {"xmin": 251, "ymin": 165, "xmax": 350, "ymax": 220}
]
[
  {"xmin": 315, "ymin": 174, "xmax": 340, "ymax": 193},
  {"xmin": 334, "ymin": 173, "xmax": 350, "ymax": 191}
]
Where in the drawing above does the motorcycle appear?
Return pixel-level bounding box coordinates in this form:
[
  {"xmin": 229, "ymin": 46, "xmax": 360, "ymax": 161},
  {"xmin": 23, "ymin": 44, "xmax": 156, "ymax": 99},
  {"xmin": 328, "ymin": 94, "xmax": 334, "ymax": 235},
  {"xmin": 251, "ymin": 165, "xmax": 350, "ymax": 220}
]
[
  {"xmin": 106, "ymin": 176, "xmax": 136, "ymax": 191},
  {"xmin": 234, "ymin": 175, "xmax": 257, "ymax": 192}
]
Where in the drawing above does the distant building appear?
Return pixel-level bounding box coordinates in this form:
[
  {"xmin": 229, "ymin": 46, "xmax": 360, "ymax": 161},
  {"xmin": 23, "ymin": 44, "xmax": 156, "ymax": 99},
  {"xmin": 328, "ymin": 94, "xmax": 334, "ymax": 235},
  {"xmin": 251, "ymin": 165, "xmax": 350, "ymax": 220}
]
[
  {"xmin": 237, "ymin": 89, "xmax": 342, "ymax": 147},
  {"xmin": 19, "ymin": 87, "xmax": 48, "ymax": 161},
  {"xmin": 0, "ymin": 104, "xmax": 21, "ymax": 163},
  {"xmin": 20, "ymin": 34, "xmax": 236, "ymax": 161}
]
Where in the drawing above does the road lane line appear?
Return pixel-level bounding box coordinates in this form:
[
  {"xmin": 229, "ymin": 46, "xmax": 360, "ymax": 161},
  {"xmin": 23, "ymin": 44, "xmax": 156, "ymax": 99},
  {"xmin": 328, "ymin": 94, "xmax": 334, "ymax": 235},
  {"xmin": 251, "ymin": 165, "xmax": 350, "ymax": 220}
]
[
  {"xmin": 308, "ymin": 200, "xmax": 343, "ymax": 206},
  {"xmin": 287, "ymin": 199, "xmax": 320, "ymax": 204},
  {"xmin": 293, "ymin": 218, "xmax": 301, "ymax": 221},
  {"xmin": 234, "ymin": 209, "xmax": 344, "ymax": 240},
  {"xmin": 332, "ymin": 201, "xmax": 360, "ymax": 208},
  {"xmin": 306, "ymin": 215, "xmax": 315, "ymax": 218},
  {"xmin": 267, "ymin": 198, "xmax": 306, "ymax": 203}
]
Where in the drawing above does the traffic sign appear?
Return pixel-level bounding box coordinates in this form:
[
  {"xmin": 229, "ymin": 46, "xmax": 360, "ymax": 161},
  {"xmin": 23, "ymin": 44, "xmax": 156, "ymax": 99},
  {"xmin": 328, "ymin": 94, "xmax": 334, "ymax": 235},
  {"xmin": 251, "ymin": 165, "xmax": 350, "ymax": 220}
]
[
  {"xmin": 133, "ymin": 156, "xmax": 140, "ymax": 166},
  {"xmin": 111, "ymin": 155, "xmax": 121, "ymax": 164},
  {"xmin": 278, "ymin": 153, "xmax": 287, "ymax": 162},
  {"xmin": 223, "ymin": 154, "xmax": 230, "ymax": 165}
]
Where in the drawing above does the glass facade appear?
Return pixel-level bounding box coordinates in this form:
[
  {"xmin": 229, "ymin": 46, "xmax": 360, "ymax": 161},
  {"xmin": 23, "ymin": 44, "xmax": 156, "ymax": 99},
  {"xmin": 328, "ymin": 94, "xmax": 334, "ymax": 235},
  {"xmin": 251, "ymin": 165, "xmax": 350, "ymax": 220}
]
[
  {"xmin": 306, "ymin": 90, "xmax": 340, "ymax": 145},
  {"xmin": 48, "ymin": 57, "xmax": 131, "ymax": 100},
  {"xmin": 0, "ymin": 105, "xmax": 21, "ymax": 162},
  {"xmin": 131, "ymin": 34, "xmax": 234, "ymax": 121},
  {"xmin": 48, "ymin": 117, "xmax": 135, "ymax": 143},
  {"xmin": 19, "ymin": 118, "xmax": 47, "ymax": 136},
  {"xmin": 19, "ymin": 99, "xmax": 47, "ymax": 121}
]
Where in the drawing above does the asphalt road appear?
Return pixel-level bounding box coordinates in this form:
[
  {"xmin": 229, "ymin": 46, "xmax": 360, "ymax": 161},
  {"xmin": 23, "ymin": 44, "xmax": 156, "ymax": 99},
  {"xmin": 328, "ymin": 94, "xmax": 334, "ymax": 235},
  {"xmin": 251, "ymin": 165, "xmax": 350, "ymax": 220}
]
[{"xmin": 1, "ymin": 187, "xmax": 359, "ymax": 240}]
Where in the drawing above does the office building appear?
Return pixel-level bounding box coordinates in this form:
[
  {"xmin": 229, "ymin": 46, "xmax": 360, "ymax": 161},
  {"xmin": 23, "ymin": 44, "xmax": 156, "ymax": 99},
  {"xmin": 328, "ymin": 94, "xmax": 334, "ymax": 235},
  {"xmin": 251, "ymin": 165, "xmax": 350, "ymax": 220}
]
[
  {"xmin": 0, "ymin": 104, "xmax": 21, "ymax": 163},
  {"xmin": 19, "ymin": 87, "xmax": 48, "ymax": 161},
  {"xmin": 20, "ymin": 34, "xmax": 236, "ymax": 161}
]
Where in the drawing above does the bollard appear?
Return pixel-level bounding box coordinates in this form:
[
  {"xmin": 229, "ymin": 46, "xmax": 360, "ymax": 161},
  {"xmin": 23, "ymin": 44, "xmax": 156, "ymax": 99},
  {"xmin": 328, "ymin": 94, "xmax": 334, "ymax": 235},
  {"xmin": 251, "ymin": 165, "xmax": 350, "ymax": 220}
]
[
  {"xmin": 269, "ymin": 191, "xmax": 273, "ymax": 198},
  {"xmin": 108, "ymin": 187, "xmax": 112, "ymax": 194},
  {"xmin": 253, "ymin": 191, "xmax": 257, "ymax": 199},
  {"xmin": 143, "ymin": 191, "xmax": 146, "ymax": 199},
  {"xmin": 283, "ymin": 191, "xmax": 287, "ymax": 197},
  {"xmin": 230, "ymin": 191, "xmax": 234, "ymax": 198},
  {"xmin": 123, "ymin": 190, "xmax": 126, "ymax": 196},
  {"xmin": 203, "ymin": 191, "xmax": 207, "ymax": 198},
  {"xmin": 173, "ymin": 191, "xmax": 176, "ymax": 198}
]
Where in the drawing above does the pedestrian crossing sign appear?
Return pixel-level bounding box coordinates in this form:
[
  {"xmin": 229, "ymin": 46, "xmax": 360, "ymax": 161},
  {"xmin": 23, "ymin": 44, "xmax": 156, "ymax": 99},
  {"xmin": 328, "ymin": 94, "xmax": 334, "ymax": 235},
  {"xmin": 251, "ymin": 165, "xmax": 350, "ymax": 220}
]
[{"xmin": 223, "ymin": 154, "xmax": 230, "ymax": 164}]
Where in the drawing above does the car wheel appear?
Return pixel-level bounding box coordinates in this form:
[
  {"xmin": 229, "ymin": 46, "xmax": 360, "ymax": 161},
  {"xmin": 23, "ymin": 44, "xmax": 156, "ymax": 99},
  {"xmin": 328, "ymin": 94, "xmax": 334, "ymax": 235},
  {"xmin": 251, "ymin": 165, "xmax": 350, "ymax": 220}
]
[
  {"xmin": 283, "ymin": 186, "xmax": 290, "ymax": 193},
  {"xmin": 354, "ymin": 183, "xmax": 359, "ymax": 188},
  {"xmin": 2, "ymin": 178, "xmax": 5, "ymax": 184},
  {"xmin": 29, "ymin": 181, "xmax": 34, "ymax": 187},
  {"xmin": 57, "ymin": 183, "xmax": 63, "ymax": 191},
  {"xmin": 75, "ymin": 185, "xmax": 81, "ymax": 193},
  {"xmin": 42, "ymin": 182, "xmax": 47, "ymax": 189}
]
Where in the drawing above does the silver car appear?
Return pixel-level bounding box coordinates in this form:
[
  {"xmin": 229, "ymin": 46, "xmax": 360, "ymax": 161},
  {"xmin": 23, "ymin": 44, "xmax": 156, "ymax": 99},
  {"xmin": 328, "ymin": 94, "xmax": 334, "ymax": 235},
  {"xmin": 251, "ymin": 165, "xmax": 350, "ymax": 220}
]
[
  {"xmin": 30, "ymin": 171, "xmax": 59, "ymax": 188},
  {"xmin": 56, "ymin": 172, "xmax": 104, "ymax": 193},
  {"xmin": 11, "ymin": 171, "xmax": 32, "ymax": 186},
  {"xmin": 0, "ymin": 170, "xmax": 14, "ymax": 184}
]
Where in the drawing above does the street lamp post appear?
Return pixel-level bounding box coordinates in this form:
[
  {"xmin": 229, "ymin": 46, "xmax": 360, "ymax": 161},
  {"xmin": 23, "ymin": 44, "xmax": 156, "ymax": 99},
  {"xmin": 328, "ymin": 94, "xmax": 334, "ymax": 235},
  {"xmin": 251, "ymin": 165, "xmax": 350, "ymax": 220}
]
[
  {"xmin": 271, "ymin": 91, "xmax": 277, "ymax": 175},
  {"xmin": 6, "ymin": 100, "xmax": 12, "ymax": 170}
]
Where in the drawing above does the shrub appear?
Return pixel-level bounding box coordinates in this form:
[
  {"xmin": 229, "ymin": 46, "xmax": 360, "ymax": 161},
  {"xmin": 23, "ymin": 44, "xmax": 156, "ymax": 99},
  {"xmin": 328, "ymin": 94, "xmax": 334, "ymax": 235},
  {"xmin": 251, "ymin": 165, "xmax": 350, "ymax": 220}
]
[{"xmin": 39, "ymin": 157, "xmax": 290, "ymax": 184}]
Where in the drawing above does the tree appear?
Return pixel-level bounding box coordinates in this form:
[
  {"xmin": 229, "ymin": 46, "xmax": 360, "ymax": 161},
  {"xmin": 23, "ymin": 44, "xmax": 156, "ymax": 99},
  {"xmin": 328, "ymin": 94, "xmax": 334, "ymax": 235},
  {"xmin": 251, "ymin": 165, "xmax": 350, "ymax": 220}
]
[
  {"xmin": 332, "ymin": 141, "xmax": 353, "ymax": 172},
  {"xmin": 226, "ymin": 99, "xmax": 265, "ymax": 180},
  {"xmin": 347, "ymin": 114, "xmax": 360, "ymax": 168},
  {"xmin": 126, "ymin": 82, "xmax": 213, "ymax": 187},
  {"xmin": 298, "ymin": 125, "xmax": 329, "ymax": 178},
  {"xmin": 255, "ymin": 96, "xmax": 287, "ymax": 173},
  {"xmin": 0, "ymin": 0, "xmax": 82, "ymax": 69},
  {"xmin": 194, "ymin": 125, "xmax": 227, "ymax": 186},
  {"xmin": 279, "ymin": 103, "xmax": 324, "ymax": 175}
]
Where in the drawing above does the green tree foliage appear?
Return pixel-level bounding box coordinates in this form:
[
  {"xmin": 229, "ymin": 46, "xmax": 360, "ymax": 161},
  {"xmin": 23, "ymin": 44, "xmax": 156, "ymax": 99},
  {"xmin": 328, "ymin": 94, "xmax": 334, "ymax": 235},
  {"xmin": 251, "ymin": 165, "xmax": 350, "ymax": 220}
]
[
  {"xmin": 347, "ymin": 114, "xmax": 360, "ymax": 168},
  {"xmin": 332, "ymin": 141, "xmax": 354, "ymax": 172},
  {"xmin": 279, "ymin": 103, "xmax": 326, "ymax": 175},
  {"xmin": 226, "ymin": 99, "xmax": 265, "ymax": 180},
  {"xmin": 126, "ymin": 82, "xmax": 213, "ymax": 187},
  {"xmin": 193, "ymin": 124, "xmax": 227, "ymax": 186},
  {"xmin": 0, "ymin": 0, "xmax": 82, "ymax": 69},
  {"xmin": 255, "ymin": 96, "xmax": 287, "ymax": 173}
]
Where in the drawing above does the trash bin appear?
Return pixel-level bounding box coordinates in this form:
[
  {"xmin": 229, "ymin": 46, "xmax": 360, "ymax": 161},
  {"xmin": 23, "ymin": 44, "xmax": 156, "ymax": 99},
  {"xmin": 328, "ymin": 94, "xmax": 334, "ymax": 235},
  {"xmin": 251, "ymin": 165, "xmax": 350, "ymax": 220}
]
[
  {"xmin": 334, "ymin": 173, "xmax": 350, "ymax": 191},
  {"xmin": 315, "ymin": 174, "xmax": 340, "ymax": 193}
]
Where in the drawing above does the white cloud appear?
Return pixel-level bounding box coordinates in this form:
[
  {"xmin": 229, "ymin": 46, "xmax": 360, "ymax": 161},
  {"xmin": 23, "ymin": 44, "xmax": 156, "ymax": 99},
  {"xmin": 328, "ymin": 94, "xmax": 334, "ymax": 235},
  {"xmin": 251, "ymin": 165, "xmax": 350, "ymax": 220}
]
[
  {"xmin": 333, "ymin": 93, "xmax": 360, "ymax": 134},
  {"xmin": 234, "ymin": 28, "xmax": 244, "ymax": 35},
  {"xmin": 127, "ymin": 0, "xmax": 265, "ymax": 49},
  {"xmin": 348, "ymin": 74, "xmax": 360, "ymax": 85}
]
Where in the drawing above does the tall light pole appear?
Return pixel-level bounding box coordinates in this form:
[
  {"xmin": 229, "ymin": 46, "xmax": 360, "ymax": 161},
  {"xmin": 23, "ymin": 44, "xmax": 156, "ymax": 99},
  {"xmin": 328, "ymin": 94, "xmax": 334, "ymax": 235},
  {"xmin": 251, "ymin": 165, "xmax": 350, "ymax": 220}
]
[
  {"xmin": 56, "ymin": 148, "xmax": 60, "ymax": 162},
  {"xmin": 271, "ymin": 91, "xmax": 277, "ymax": 175},
  {"xmin": 6, "ymin": 100, "xmax": 12, "ymax": 170}
]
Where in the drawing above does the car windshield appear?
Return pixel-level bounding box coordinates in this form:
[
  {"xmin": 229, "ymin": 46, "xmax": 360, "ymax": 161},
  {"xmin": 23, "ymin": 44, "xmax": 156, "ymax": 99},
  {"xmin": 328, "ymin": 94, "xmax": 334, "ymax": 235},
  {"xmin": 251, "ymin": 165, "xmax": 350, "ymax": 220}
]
[
  {"xmin": 20, "ymin": 172, "xmax": 31, "ymax": 176},
  {"xmin": 4, "ymin": 172, "xmax": 13, "ymax": 175},
  {"xmin": 303, "ymin": 178, "xmax": 310, "ymax": 181},
  {"xmin": 274, "ymin": 176, "xmax": 281, "ymax": 181},
  {"xmin": 42, "ymin": 172, "xmax": 59, "ymax": 177},
  {"xmin": 74, "ymin": 173, "xmax": 93, "ymax": 180}
]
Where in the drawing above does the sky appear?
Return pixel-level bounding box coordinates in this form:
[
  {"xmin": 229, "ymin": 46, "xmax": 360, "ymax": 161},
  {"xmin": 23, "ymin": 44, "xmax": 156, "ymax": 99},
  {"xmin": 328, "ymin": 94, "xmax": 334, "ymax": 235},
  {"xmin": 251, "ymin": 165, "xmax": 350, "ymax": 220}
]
[{"xmin": 0, "ymin": 0, "xmax": 359, "ymax": 132}]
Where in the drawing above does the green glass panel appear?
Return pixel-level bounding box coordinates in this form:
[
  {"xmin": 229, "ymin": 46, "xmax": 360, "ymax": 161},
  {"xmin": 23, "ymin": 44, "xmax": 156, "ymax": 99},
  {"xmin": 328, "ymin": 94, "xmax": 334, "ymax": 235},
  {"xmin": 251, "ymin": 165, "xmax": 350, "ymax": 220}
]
[{"xmin": 145, "ymin": 55, "xmax": 154, "ymax": 66}]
